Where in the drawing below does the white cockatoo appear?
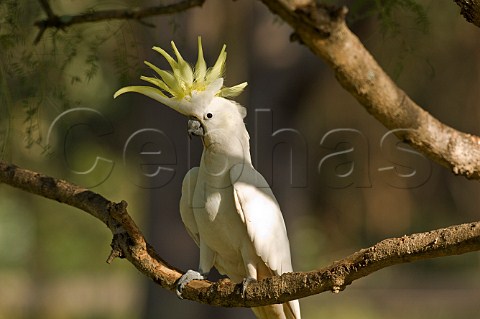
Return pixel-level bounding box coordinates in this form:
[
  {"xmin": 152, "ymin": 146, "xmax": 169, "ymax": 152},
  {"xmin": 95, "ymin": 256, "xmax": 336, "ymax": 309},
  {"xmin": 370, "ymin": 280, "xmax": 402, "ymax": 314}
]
[{"xmin": 114, "ymin": 38, "xmax": 301, "ymax": 319}]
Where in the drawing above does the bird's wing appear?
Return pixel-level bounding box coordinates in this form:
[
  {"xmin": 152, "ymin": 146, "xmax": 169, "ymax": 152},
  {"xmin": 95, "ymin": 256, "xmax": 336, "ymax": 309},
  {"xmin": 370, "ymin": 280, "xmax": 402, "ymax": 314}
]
[
  {"xmin": 230, "ymin": 164, "xmax": 293, "ymax": 275},
  {"xmin": 180, "ymin": 167, "xmax": 200, "ymax": 246}
]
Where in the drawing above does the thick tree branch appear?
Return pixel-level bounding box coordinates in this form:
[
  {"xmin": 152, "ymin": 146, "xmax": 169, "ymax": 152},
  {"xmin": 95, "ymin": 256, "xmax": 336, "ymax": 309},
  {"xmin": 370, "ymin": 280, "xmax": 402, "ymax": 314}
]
[
  {"xmin": 34, "ymin": 0, "xmax": 205, "ymax": 43},
  {"xmin": 0, "ymin": 161, "xmax": 183, "ymax": 291},
  {"xmin": 1, "ymin": 160, "xmax": 479, "ymax": 307},
  {"xmin": 259, "ymin": 0, "xmax": 480, "ymax": 180},
  {"xmin": 454, "ymin": 0, "xmax": 480, "ymax": 28}
]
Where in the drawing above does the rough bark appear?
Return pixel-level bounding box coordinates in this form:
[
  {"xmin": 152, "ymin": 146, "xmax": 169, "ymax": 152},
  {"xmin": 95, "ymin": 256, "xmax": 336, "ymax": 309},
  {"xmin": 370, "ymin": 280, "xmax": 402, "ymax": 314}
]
[
  {"xmin": 454, "ymin": 0, "xmax": 480, "ymax": 28},
  {"xmin": 259, "ymin": 0, "xmax": 480, "ymax": 179},
  {"xmin": 0, "ymin": 161, "xmax": 182, "ymax": 291},
  {"xmin": 1, "ymin": 160, "xmax": 479, "ymax": 307}
]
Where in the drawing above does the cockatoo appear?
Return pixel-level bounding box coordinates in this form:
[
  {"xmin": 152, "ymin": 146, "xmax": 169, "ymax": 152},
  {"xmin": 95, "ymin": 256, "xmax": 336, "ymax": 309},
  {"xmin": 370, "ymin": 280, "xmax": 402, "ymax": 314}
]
[{"xmin": 114, "ymin": 38, "xmax": 301, "ymax": 319}]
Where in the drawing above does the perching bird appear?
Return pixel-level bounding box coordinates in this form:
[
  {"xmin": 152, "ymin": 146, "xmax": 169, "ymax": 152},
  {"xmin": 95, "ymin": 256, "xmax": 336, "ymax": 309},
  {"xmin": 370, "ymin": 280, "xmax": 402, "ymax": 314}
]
[{"xmin": 114, "ymin": 38, "xmax": 301, "ymax": 319}]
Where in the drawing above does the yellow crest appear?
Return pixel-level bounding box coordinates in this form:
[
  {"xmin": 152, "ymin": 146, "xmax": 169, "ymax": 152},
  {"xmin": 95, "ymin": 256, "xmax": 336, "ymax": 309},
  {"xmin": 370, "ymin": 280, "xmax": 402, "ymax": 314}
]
[{"xmin": 114, "ymin": 37, "xmax": 247, "ymax": 115}]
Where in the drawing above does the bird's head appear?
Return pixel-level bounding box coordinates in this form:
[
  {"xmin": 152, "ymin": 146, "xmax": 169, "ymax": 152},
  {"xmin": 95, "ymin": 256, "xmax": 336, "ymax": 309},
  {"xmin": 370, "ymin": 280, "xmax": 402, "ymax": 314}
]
[{"xmin": 114, "ymin": 37, "xmax": 248, "ymax": 139}]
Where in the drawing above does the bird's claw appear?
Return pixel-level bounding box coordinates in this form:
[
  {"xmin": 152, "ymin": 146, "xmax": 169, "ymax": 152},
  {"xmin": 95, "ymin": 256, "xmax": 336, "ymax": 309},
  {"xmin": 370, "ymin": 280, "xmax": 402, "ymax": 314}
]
[
  {"xmin": 176, "ymin": 270, "xmax": 205, "ymax": 299},
  {"xmin": 241, "ymin": 277, "xmax": 257, "ymax": 298}
]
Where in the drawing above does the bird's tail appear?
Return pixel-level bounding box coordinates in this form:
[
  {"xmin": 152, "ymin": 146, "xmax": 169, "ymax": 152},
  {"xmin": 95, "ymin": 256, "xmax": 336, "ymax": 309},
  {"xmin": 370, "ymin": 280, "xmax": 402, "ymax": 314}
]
[{"xmin": 252, "ymin": 299, "xmax": 301, "ymax": 319}]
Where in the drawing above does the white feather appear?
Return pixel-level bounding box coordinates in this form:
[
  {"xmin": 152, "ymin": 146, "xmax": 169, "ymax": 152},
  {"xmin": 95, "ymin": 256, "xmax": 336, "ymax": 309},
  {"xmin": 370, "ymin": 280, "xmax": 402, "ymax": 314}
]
[
  {"xmin": 178, "ymin": 98, "xmax": 301, "ymax": 318},
  {"xmin": 230, "ymin": 164, "xmax": 292, "ymax": 274}
]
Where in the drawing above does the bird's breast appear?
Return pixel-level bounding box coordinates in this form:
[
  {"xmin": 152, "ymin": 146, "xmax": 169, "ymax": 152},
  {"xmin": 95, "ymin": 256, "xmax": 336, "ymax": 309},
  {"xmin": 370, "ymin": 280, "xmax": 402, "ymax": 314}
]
[{"xmin": 192, "ymin": 185, "xmax": 246, "ymax": 253}]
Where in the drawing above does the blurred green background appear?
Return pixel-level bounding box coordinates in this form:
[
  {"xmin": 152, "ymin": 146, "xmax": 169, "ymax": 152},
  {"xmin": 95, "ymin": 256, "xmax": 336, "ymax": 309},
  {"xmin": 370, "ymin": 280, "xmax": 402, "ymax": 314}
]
[{"xmin": 0, "ymin": 0, "xmax": 479, "ymax": 318}]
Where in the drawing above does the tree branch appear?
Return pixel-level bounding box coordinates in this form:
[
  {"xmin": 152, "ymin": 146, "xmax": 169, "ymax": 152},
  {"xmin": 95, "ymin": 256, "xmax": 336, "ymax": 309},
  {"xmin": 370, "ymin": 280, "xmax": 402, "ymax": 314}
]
[
  {"xmin": 9, "ymin": 0, "xmax": 480, "ymax": 309},
  {"xmin": 0, "ymin": 160, "xmax": 183, "ymax": 291},
  {"xmin": 33, "ymin": 0, "xmax": 206, "ymax": 43},
  {"xmin": 38, "ymin": 0, "xmax": 55, "ymax": 19},
  {"xmin": 259, "ymin": 0, "xmax": 480, "ymax": 180},
  {"xmin": 1, "ymin": 160, "xmax": 479, "ymax": 307},
  {"xmin": 454, "ymin": 0, "xmax": 480, "ymax": 28}
]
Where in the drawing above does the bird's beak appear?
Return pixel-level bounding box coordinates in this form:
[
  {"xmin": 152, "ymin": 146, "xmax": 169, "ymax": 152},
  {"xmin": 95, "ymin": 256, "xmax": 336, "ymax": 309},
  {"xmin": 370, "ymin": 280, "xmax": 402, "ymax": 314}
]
[{"xmin": 187, "ymin": 118, "xmax": 204, "ymax": 138}]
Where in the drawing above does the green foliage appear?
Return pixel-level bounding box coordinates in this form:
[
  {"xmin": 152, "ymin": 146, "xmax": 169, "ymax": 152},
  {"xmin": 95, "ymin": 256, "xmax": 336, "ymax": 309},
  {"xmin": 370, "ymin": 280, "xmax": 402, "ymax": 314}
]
[
  {"xmin": 0, "ymin": 1, "xmax": 143, "ymax": 158},
  {"xmin": 347, "ymin": 0, "xmax": 429, "ymax": 35},
  {"xmin": 342, "ymin": 0, "xmax": 430, "ymax": 79}
]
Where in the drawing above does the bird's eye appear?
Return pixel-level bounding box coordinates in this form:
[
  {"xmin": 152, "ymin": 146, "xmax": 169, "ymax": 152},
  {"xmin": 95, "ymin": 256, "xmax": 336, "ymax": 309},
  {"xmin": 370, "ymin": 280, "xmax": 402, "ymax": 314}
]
[{"xmin": 205, "ymin": 113, "xmax": 213, "ymax": 119}]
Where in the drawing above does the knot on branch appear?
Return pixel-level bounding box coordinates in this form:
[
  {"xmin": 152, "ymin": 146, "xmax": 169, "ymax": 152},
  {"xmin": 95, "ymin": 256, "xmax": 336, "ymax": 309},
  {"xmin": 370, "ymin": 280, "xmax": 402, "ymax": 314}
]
[
  {"xmin": 107, "ymin": 233, "xmax": 127, "ymax": 263},
  {"xmin": 113, "ymin": 200, "xmax": 128, "ymax": 212},
  {"xmin": 105, "ymin": 200, "xmax": 127, "ymax": 231}
]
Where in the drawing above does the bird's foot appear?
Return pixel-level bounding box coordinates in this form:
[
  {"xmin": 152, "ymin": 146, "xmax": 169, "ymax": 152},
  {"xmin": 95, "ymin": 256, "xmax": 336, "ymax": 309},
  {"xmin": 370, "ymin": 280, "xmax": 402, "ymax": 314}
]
[
  {"xmin": 176, "ymin": 269, "xmax": 205, "ymax": 299},
  {"xmin": 241, "ymin": 277, "xmax": 257, "ymax": 298}
]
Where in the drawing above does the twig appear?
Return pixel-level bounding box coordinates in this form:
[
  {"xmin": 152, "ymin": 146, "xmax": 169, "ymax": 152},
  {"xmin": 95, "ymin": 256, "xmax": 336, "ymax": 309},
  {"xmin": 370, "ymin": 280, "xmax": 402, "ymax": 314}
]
[
  {"xmin": 38, "ymin": 0, "xmax": 55, "ymax": 19},
  {"xmin": 33, "ymin": 0, "xmax": 206, "ymax": 44},
  {"xmin": 1, "ymin": 160, "xmax": 479, "ymax": 307}
]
